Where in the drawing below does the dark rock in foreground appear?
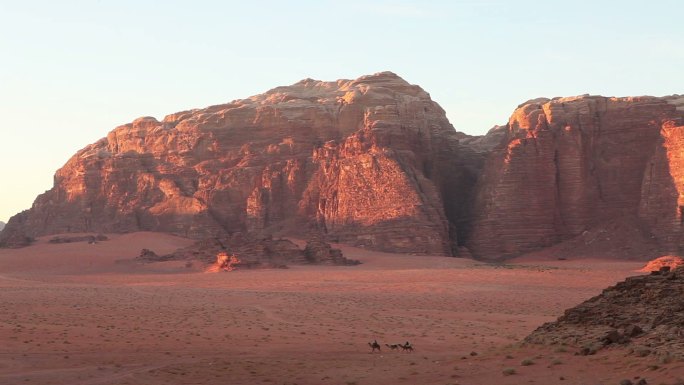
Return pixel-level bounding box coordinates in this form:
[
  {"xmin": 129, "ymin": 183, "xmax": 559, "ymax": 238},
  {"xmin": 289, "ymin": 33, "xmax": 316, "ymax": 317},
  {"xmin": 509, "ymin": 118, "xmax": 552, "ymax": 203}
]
[{"xmin": 525, "ymin": 266, "xmax": 684, "ymax": 361}]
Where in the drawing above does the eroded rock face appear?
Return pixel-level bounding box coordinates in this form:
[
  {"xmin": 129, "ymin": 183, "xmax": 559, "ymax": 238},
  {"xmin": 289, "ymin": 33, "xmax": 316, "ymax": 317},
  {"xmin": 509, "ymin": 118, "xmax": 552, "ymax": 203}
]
[
  {"xmin": 4, "ymin": 74, "xmax": 683, "ymax": 260},
  {"xmin": 467, "ymin": 95, "xmax": 684, "ymax": 258},
  {"xmin": 0, "ymin": 72, "xmax": 480, "ymax": 255},
  {"xmin": 0, "ymin": 211, "xmax": 34, "ymax": 248}
]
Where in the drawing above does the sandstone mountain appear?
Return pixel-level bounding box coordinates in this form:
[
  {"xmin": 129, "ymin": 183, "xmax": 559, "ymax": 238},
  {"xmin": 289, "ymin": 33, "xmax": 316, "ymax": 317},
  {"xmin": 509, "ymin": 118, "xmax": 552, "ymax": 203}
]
[
  {"xmin": 0, "ymin": 72, "xmax": 486, "ymax": 255},
  {"xmin": 1, "ymin": 73, "xmax": 683, "ymax": 259},
  {"xmin": 467, "ymin": 95, "xmax": 684, "ymax": 258},
  {"xmin": 0, "ymin": 221, "xmax": 5, "ymax": 231}
]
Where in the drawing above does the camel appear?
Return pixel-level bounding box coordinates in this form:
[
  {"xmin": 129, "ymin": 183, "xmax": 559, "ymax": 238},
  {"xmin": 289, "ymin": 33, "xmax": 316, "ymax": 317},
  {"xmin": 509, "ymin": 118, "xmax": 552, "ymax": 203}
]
[
  {"xmin": 399, "ymin": 341, "xmax": 414, "ymax": 352},
  {"xmin": 385, "ymin": 343, "xmax": 400, "ymax": 351},
  {"xmin": 368, "ymin": 340, "xmax": 381, "ymax": 352}
]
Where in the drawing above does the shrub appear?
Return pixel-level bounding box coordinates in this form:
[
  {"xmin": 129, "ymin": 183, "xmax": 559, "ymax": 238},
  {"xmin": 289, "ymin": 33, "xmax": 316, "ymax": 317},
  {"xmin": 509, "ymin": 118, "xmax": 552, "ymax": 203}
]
[{"xmin": 502, "ymin": 367, "xmax": 516, "ymax": 376}]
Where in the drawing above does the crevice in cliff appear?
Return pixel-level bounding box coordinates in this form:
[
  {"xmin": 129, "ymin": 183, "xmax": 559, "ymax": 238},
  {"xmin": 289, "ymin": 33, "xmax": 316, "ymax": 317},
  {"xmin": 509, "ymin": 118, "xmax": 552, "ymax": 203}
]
[
  {"xmin": 553, "ymin": 148, "xmax": 565, "ymax": 230},
  {"xmin": 645, "ymin": 162, "xmax": 654, "ymax": 197},
  {"xmin": 207, "ymin": 207, "xmax": 233, "ymax": 234},
  {"xmin": 441, "ymin": 151, "xmax": 486, "ymax": 252},
  {"xmin": 596, "ymin": 176, "xmax": 605, "ymax": 202}
]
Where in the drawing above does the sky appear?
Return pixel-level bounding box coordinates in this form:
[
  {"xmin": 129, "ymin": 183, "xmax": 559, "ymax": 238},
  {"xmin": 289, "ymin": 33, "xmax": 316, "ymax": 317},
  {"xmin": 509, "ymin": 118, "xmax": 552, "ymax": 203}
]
[{"xmin": 0, "ymin": 0, "xmax": 682, "ymax": 223}]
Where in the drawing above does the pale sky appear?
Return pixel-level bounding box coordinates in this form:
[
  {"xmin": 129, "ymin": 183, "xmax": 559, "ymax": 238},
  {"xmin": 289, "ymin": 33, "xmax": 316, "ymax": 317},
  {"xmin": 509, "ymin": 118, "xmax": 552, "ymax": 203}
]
[{"xmin": 1, "ymin": 0, "xmax": 682, "ymax": 223}]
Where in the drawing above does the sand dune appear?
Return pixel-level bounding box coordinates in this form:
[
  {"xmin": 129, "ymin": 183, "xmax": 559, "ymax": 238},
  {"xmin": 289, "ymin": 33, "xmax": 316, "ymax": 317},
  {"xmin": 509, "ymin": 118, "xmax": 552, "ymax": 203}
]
[{"xmin": 0, "ymin": 233, "xmax": 681, "ymax": 384}]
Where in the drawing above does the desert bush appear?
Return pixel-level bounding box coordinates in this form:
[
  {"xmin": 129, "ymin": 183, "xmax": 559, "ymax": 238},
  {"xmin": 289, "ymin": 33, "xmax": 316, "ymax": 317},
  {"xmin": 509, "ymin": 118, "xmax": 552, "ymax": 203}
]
[
  {"xmin": 520, "ymin": 358, "xmax": 534, "ymax": 366},
  {"xmin": 502, "ymin": 367, "xmax": 516, "ymax": 376}
]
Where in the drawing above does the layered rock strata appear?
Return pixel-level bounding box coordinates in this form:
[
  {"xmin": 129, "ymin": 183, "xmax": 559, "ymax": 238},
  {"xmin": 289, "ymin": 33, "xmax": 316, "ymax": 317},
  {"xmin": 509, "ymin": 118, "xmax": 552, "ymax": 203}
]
[
  {"xmin": 3, "ymin": 73, "xmax": 684, "ymax": 260},
  {"xmin": 1, "ymin": 72, "xmax": 482, "ymax": 255},
  {"xmin": 467, "ymin": 95, "xmax": 684, "ymax": 258}
]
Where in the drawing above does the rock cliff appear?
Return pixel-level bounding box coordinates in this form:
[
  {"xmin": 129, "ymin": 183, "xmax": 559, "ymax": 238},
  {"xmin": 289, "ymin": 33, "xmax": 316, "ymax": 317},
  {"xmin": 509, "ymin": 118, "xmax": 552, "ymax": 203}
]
[
  {"xmin": 2, "ymin": 73, "xmax": 683, "ymax": 260},
  {"xmin": 0, "ymin": 72, "xmax": 484, "ymax": 255},
  {"xmin": 467, "ymin": 95, "xmax": 684, "ymax": 258},
  {"xmin": 0, "ymin": 221, "xmax": 4, "ymax": 231}
]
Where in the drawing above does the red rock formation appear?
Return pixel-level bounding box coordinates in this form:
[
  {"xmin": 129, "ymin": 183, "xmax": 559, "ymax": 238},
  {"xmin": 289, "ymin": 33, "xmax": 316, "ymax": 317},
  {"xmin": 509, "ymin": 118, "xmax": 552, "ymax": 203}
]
[
  {"xmin": 5, "ymin": 72, "xmax": 683, "ymax": 260},
  {"xmin": 206, "ymin": 252, "xmax": 241, "ymax": 272},
  {"xmin": 638, "ymin": 255, "xmax": 684, "ymax": 272},
  {"xmin": 1, "ymin": 72, "xmax": 478, "ymax": 255},
  {"xmin": 468, "ymin": 95, "xmax": 684, "ymax": 258},
  {"xmin": 638, "ymin": 103, "xmax": 684, "ymax": 252},
  {"xmin": 147, "ymin": 234, "xmax": 359, "ymax": 268}
]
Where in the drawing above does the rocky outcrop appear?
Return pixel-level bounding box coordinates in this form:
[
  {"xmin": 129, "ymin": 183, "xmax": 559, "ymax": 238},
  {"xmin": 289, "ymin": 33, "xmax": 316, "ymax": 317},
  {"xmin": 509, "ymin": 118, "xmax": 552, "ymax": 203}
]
[
  {"xmin": 467, "ymin": 95, "xmax": 684, "ymax": 258},
  {"xmin": 0, "ymin": 221, "xmax": 5, "ymax": 231},
  {"xmin": 48, "ymin": 234, "xmax": 108, "ymax": 244},
  {"xmin": 0, "ymin": 72, "xmax": 484, "ymax": 255},
  {"xmin": 147, "ymin": 234, "xmax": 359, "ymax": 268},
  {"xmin": 206, "ymin": 252, "xmax": 241, "ymax": 272},
  {"xmin": 0, "ymin": 211, "xmax": 34, "ymax": 248},
  {"xmin": 639, "ymin": 255, "xmax": 684, "ymax": 273},
  {"xmin": 526, "ymin": 266, "xmax": 684, "ymax": 360},
  {"xmin": 304, "ymin": 237, "xmax": 357, "ymax": 265}
]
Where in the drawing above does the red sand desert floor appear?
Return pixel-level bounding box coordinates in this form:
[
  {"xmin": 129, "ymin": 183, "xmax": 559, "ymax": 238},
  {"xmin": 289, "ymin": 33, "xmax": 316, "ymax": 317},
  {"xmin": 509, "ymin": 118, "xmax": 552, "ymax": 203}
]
[{"xmin": 0, "ymin": 233, "xmax": 682, "ymax": 385}]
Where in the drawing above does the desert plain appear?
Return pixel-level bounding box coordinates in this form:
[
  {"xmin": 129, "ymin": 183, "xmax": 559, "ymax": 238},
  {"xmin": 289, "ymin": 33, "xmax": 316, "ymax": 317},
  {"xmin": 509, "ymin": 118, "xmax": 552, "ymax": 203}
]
[{"xmin": 1, "ymin": 232, "xmax": 682, "ymax": 385}]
